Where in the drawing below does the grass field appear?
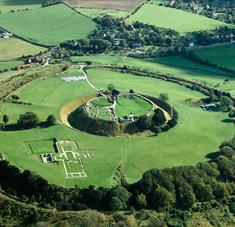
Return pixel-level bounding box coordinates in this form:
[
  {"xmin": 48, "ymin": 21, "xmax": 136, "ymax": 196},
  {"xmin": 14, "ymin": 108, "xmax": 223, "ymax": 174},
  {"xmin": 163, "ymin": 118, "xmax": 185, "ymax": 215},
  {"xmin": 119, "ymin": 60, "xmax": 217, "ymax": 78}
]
[
  {"xmin": 28, "ymin": 139, "xmax": 55, "ymax": 154},
  {"xmin": 126, "ymin": 4, "xmax": 230, "ymax": 33},
  {"xmin": 0, "ymin": 0, "xmax": 41, "ymax": 12},
  {"xmin": 0, "ymin": 65, "xmax": 232, "ymax": 187},
  {"xmin": 76, "ymin": 7, "xmax": 129, "ymax": 18},
  {"xmin": 67, "ymin": 0, "xmax": 143, "ymax": 10},
  {"xmin": 0, "ymin": 3, "xmax": 97, "ymax": 45},
  {"xmin": 72, "ymin": 54, "xmax": 235, "ymax": 95},
  {"xmin": 0, "ymin": 38, "xmax": 46, "ymax": 61},
  {"xmin": 194, "ymin": 43, "xmax": 235, "ymax": 71},
  {"xmin": 116, "ymin": 95, "xmax": 152, "ymax": 117},
  {"xmin": 0, "ymin": 60, "xmax": 23, "ymax": 71}
]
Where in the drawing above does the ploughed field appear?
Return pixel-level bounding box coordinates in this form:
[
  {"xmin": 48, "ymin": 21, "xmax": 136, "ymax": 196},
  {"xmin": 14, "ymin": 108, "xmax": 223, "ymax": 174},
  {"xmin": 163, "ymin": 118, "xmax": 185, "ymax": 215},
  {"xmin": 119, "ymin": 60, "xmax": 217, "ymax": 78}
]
[
  {"xmin": 0, "ymin": 64, "xmax": 232, "ymax": 187},
  {"xmin": 66, "ymin": 0, "xmax": 144, "ymax": 10},
  {"xmin": 0, "ymin": 3, "xmax": 97, "ymax": 45}
]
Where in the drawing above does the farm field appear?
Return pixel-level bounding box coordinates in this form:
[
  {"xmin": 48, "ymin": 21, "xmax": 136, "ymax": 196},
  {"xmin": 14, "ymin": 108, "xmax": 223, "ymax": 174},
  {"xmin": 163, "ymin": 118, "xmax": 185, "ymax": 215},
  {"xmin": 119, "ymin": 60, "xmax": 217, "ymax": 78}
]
[
  {"xmin": 0, "ymin": 38, "xmax": 46, "ymax": 61},
  {"xmin": 0, "ymin": 3, "xmax": 97, "ymax": 45},
  {"xmin": 72, "ymin": 55, "xmax": 235, "ymax": 95},
  {"xmin": 0, "ymin": 0, "xmax": 41, "ymax": 12},
  {"xmin": 66, "ymin": 0, "xmax": 144, "ymax": 10},
  {"xmin": 194, "ymin": 43, "xmax": 235, "ymax": 71},
  {"xmin": 76, "ymin": 7, "xmax": 129, "ymax": 18},
  {"xmin": 0, "ymin": 60, "xmax": 23, "ymax": 71},
  {"xmin": 126, "ymin": 4, "xmax": 230, "ymax": 33},
  {"xmin": 0, "ymin": 66, "xmax": 232, "ymax": 187}
]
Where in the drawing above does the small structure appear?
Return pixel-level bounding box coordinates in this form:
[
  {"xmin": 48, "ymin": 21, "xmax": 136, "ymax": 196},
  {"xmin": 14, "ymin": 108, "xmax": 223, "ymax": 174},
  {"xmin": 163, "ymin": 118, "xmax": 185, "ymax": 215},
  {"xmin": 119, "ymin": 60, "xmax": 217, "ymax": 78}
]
[
  {"xmin": 61, "ymin": 76, "xmax": 87, "ymax": 82},
  {"xmin": 0, "ymin": 154, "xmax": 6, "ymax": 162},
  {"xmin": 40, "ymin": 153, "xmax": 54, "ymax": 163},
  {"xmin": 201, "ymin": 103, "xmax": 220, "ymax": 111}
]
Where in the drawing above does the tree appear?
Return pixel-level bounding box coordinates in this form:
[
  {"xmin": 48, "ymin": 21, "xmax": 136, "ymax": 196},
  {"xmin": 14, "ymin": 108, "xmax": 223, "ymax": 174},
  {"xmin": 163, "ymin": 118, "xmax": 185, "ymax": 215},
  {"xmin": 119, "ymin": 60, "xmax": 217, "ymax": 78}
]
[
  {"xmin": 136, "ymin": 115, "xmax": 152, "ymax": 131},
  {"xmin": 107, "ymin": 84, "xmax": 115, "ymax": 92},
  {"xmin": 159, "ymin": 93, "xmax": 169, "ymax": 101},
  {"xmin": 152, "ymin": 187, "xmax": 175, "ymax": 209},
  {"xmin": 135, "ymin": 193, "xmax": 147, "ymax": 209},
  {"xmin": 46, "ymin": 114, "xmax": 57, "ymax": 126},
  {"xmin": 3, "ymin": 114, "xmax": 9, "ymax": 127},
  {"xmin": 177, "ymin": 184, "xmax": 196, "ymax": 209},
  {"xmin": 152, "ymin": 109, "xmax": 166, "ymax": 126},
  {"xmin": 109, "ymin": 197, "xmax": 123, "ymax": 211},
  {"xmin": 220, "ymin": 96, "xmax": 233, "ymax": 108},
  {"xmin": 17, "ymin": 112, "xmax": 40, "ymax": 129}
]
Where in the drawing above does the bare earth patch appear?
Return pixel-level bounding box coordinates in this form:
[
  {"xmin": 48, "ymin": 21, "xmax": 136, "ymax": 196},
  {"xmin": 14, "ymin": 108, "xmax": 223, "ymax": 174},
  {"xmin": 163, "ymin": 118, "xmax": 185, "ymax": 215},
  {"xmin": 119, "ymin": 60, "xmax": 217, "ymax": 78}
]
[{"xmin": 66, "ymin": 0, "xmax": 144, "ymax": 10}]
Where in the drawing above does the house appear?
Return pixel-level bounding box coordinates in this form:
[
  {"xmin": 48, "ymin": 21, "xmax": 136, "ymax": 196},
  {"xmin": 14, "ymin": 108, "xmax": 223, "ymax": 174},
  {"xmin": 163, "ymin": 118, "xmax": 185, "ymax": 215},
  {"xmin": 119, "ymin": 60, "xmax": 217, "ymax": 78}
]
[{"xmin": 201, "ymin": 103, "xmax": 220, "ymax": 111}]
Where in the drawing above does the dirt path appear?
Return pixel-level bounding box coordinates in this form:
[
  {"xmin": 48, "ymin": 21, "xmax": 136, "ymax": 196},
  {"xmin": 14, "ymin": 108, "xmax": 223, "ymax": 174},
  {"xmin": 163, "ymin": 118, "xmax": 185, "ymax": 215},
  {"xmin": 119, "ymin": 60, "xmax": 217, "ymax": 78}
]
[{"xmin": 60, "ymin": 95, "xmax": 96, "ymax": 127}]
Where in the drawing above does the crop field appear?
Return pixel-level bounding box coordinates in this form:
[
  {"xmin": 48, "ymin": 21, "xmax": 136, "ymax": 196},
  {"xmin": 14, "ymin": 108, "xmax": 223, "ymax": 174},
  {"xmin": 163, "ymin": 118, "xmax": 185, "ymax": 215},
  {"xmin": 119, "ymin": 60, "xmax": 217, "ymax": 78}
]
[
  {"xmin": 0, "ymin": 63, "xmax": 233, "ymax": 187},
  {"xmin": 126, "ymin": 4, "xmax": 230, "ymax": 33},
  {"xmin": 66, "ymin": 0, "xmax": 144, "ymax": 10},
  {"xmin": 72, "ymin": 54, "xmax": 235, "ymax": 95},
  {"xmin": 0, "ymin": 0, "xmax": 41, "ymax": 12},
  {"xmin": 0, "ymin": 38, "xmax": 46, "ymax": 61},
  {"xmin": 194, "ymin": 43, "xmax": 235, "ymax": 71},
  {"xmin": 0, "ymin": 3, "xmax": 97, "ymax": 45}
]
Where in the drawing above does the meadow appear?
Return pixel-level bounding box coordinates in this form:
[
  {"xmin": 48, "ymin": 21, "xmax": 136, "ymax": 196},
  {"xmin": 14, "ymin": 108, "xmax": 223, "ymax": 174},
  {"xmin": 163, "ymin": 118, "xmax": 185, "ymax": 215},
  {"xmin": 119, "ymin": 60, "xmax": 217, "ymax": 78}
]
[
  {"xmin": 194, "ymin": 43, "xmax": 235, "ymax": 71},
  {"xmin": 0, "ymin": 60, "xmax": 23, "ymax": 71},
  {"xmin": 126, "ymin": 4, "xmax": 229, "ymax": 33},
  {"xmin": 0, "ymin": 65, "xmax": 232, "ymax": 187},
  {"xmin": 72, "ymin": 54, "xmax": 235, "ymax": 95},
  {"xmin": 0, "ymin": 3, "xmax": 97, "ymax": 45},
  {"xmin": 0, "ymin": 38, "xmax": 46, "ymax": 61}
]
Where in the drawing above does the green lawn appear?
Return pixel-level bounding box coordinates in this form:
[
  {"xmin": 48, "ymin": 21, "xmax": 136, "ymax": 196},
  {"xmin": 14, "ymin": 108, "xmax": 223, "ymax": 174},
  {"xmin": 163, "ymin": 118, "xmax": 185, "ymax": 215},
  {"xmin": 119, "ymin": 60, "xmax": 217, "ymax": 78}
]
[
  {"xmin": 0, "ymin": 66, "xmax": 232, "ymax": 187},
  {"xmin": 126, "ymin": 4, "xmax": 230, "ymax": 33},
  {"xmin": 28, "ymin": 140, "xmax": 55, "ymax": 154},
  {"xmin": 194, "ymin": 43, "xmax": 235, "ymax": 71},
  {"xmin": 116, "ymin": 95, "xmax": 152, "ymax": 117},
  {"xmin": 0, "ymin": 0, "xmax": 41, "ymax": 12},
  {"xmin": 0, "ymin": 38, "xmax": 46, "ymax": 61},
  {"xmin": 0, "ymin": 3, "xmax": 97, "ymax": 45}
]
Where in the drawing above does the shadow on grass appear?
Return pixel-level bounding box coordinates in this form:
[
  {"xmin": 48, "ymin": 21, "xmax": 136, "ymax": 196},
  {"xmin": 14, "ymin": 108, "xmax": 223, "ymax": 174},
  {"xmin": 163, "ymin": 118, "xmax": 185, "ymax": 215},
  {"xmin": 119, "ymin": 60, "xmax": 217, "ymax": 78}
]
[
  {"xmin": 205, "ymin": 151, "xmax": 220, "ymax": 160},
  {"xmin": 221, "ymin": 118, "xmax": 234, "ymax": 123}
]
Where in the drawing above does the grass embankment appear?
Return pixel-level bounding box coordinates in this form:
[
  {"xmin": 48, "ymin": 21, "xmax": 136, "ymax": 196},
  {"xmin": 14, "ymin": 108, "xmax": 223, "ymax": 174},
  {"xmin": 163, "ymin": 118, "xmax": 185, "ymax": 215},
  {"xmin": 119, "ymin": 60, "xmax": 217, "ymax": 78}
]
[{"xmin": 72, "ymin": 54, "xmax": 235, "ymax": 95}]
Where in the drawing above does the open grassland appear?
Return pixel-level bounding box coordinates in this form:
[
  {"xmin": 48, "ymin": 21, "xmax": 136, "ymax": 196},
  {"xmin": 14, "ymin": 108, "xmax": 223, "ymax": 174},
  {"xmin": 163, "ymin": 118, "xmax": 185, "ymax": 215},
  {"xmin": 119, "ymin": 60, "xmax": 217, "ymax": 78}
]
[
  {"xmin": 66, "ymin": 0, "xmax": 143, "ymax": 10},
  {"xmin": 0, "ymin": 60, "xmax": 23, "ymax": 71},
  {"xmin": 126, "ymin": 4, "xmax": 230, "ymax": 33},
  {"xmin": 76, "ymin": 7, "xmax": 129, "ymax": 18},
  {"xmin": 0, "ymin": 0, "xmax": 41, "ymax": 12},
  {"xmin": 0, "ymin": 3, "xmax": 97, "ymax": 45},
  {"xmin": 72, "ymin": 55, "xmax": 235, "ymax": 95},
  {"xmin": 0, "ymin": 66, "xmax": 232, "ymax": 187},
  {"xmin": 116, "ymin": 95, "xmax": 152, "ymax": 117},
  {"xmin": 0, "ymin": 38, "xmax": 46, "ymax": 61},
  {"xmin": 194, "ymin": 43, "xmax": 235, "ymax": 71}
]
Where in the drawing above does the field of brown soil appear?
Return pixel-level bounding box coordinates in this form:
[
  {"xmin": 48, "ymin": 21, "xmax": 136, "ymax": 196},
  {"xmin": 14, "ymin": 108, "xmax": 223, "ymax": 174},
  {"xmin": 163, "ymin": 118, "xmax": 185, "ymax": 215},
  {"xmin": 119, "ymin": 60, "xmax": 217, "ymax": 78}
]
[{"xmin": 66, "ymin": 0, "xmax": 144, "ymax": 10}]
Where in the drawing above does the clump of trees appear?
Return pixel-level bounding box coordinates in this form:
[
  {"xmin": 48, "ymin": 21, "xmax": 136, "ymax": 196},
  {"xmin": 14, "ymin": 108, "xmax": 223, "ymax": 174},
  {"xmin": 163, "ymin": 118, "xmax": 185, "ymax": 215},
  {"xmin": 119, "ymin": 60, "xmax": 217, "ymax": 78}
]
[{"xmin": 0, "ymin": 112, "xmax": 57, "ymax": 130}]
